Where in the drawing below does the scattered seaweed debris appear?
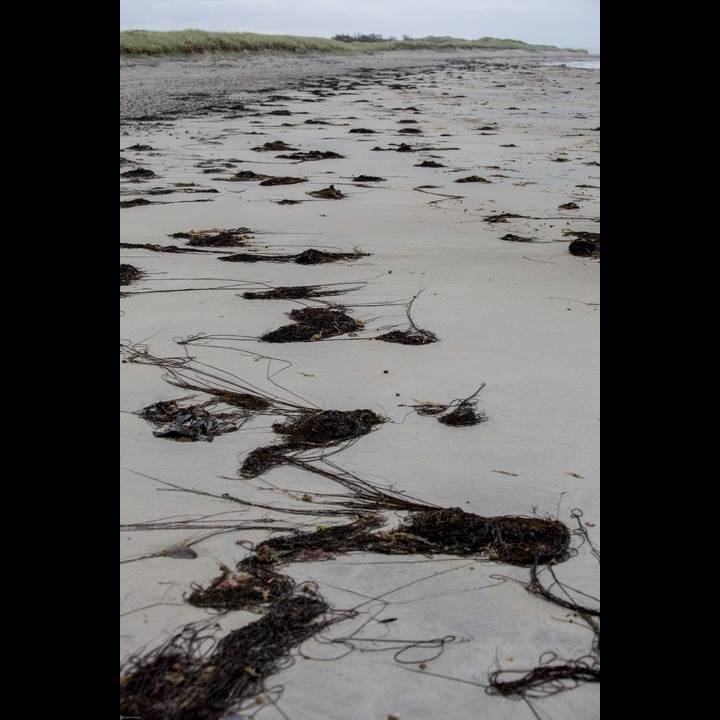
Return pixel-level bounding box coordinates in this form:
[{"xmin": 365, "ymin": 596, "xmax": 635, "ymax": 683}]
[
  {"xmin": 349, "ymin": 128, "xmax": 377, "ymax": 133},
  {"xmin": 455, "ymin": 175, "xmax": 491, "ymax": 183},
  {"xmin": 276, "ymin": 199, "xmax": 302, "ymax": 205},
  {"xmin": 275, "ymin": 151, "xmax": 344, "ymax": 161},
  {"xmin": 399, "ymin": 127, "xmax": 423, "ymax": 134},
  {"xmin": 120, "ymin": 198, "xmax": 153, "ymax": 208},
  {"xmin": 251, "ymin": 141, "xmax": 298, "ymax": 151},
  {"xmin": 307, "ymin": 185, "xmax": 345, "ymax": 199},
  {"xmin": 120, "ymin": 586, "xmax": 337, "ymax": 720},
  {"xmin": 261, "ymin": 307, "xmax": 364, "ymax": 343},
  {"xmin": 240, "ymin": 409, "xmax": 386, "ymax": 476},
  {"xmin": 121, "ymin": 167, "xmax": 156, "ymax": 179},
  {"xmin": 396, "ymin": 143, "xmax": 416, "ymax": 152},
  {"xmin": 376, "ymin": 292, "xmax": 438, "ymax": 345},
  {"xmin": 353, "ymin": 175, "xmax": 386, "ymax": 182},
  {"xmin": 415, "ymin": 160, "xmax": 445, "ymax": 168},
  {"xmin": 220, "ymin": 248, "xmax": 368, "ymax": 265},
  {"xmin": 483, "ymin": 213, "xmax": 526, "ymax": 223},
  {"xmin": 120, "ymin": 242, "xmax": 208, "ymax": 254},
  {"xmin": 242, "ymin": 285, "xmax": 351, "ymax": 300},
  {"xmin": 137, "ymin": 396, "xmax": 262, "ymax": 441},
  {"xmin": 170, "ymin": 228, "xmax": 253, "ymax": 247},
  {"xmin": 126, "ymin": 143, "xmax": 153, "ymax": 151},
  {"xmin": 253, "ymin": 506, "xmax": 570, "ymax": 566},
  {"xmin": 259, "ymin": 176, "xmax": 307, "ymax": 186},
  {"xmin": 120, "ymin": 264, "xmax": 142, "ymax": 286},
  {"xmin": 186, "ymin": 564, "xmax": 293, "ymax": 612},
  {"xmin": 376, "ymin": 328, "xmax": 437, "ymax": 345},
  {"xmin": 227, "ymin": 170, "xmax": 273, "ymax": 181},
  {"xmin": 501, "ymin": 234, "xmax": 534, "ymax": 243},
  {"xmin": 559, "ymin": 202, "xmax": 580, "ymax": 210},
  {"xmin": 567, "ymin": 232, "xmax": 600, "ymax": 258},
  {"xmin": 404, "ymin": 385, "xmax": 488, "ymax": 426}
]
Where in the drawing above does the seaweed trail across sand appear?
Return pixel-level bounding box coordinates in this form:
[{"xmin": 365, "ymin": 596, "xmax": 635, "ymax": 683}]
[{"xmin": 121, "ymin": 50, "xmax": 599, "ymax": 719}]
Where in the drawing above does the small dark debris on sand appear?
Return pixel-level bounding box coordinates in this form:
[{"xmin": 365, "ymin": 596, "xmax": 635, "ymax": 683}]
[
  {"xmin": 120, "ymin": 198, "xmax": 153, "ymax": 208},
  {"xmin": 307, "ymin": 185, "xmax": 345, "ymax": 199},
  {"xmin": 566, "ymin": 231, "xmax": 600, "ymax": 258},
  {"xmin": 251, "ymin": 141, "xmax": 298, "ymax": 151},
  {"xmin": 559, "ymin": 202, "xmax": 580, "ymax": 210},
  {"xmin": 349, "ymin": 128, "xmax": 377, "ymax": 134},
  {"xmin": 483, "ymin": 213, "xmax": 526, "ymax": 223},
  {"xmin": 242, "ymin": 285, "xmax": 349, "ymax": 300},
  {"xmin": 261, "ymin": 307, "xmax": 364, "ymax": 343},
  {"xmin": 276, "ymin": 199, "xmax": 303, "ymax": 205},
  {"xmin": 121, "ymin": 167, "xmax": 156, "ymax": 179},
  {"xmin": 456, "ymin": 175, "xmax": 491, "ymax": 183},
  {"xmin": 353, "ymin": 175, "xmax": 386, "ymax": 182},
  {"xmin": 275, "ymin": 151, "xmax": 344, "ymax": 161},
  {"xmin": 501, "ymin": 234, "xmax": 534, "ymax": 243},
  {"xmin": 120, "ymin": 243, "xmax": 208, "ymax": 254},
  {"xmin": 240, "ymin": 408, "xmax": 385, "ymax": 476},
  {"xmin": 399, "ymin": 127, "xmax": 422, "ymax": 134},
  {"xmin": 406, "ymin": 385, "xmax": 488, "ymax": 426},
  {"xmin": 171, "ymin": 228, "xmax": 252, "ymax": 247},
  {"xmin": 376, "ymin": 328, "xmax": 437, "ymax": 345},
  {"xmin": 260, "ymin": 176, "xmax": 307, "ymax": 186},
  {"xmin": 125, "ymin": 143, "xmax": 153, "ymax": 151},
  {"xmin": 221, "ymin": 248, "xmax": 368, "ymax": 265},
  {"xmin": 120, "ymin": 264, "xmax": 143, "ymax": 286},
  {"xmin": 415, "ymin": 160, "xmax": 445, "ymax": 168}
]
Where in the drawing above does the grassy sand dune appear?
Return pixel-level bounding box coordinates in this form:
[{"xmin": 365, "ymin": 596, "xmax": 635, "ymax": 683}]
[{"xmin": 120, "ymin": 29, "xmax": 588, "ymax": 58}]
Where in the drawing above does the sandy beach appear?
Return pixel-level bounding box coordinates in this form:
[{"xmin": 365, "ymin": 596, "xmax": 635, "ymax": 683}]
[{"xmin": 121, "ymin": 48, "xmax": 599, "ymax": 720}]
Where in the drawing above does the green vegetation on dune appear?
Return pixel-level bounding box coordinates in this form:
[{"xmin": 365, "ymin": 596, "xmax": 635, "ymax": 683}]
[{"xmin": 119, "ymin": 30, "xmax": 588, "ymax": 58}]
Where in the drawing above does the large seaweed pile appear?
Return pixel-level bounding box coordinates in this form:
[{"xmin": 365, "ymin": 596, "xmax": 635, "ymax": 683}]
[{"xmin": 261, "ymin": 307, "xmax": 363, "ymax": 343}]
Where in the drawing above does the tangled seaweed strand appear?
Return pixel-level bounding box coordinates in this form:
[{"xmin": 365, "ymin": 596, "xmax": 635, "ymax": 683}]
[
  {"xmin": 120, "ymin": 587, "xmax": 340, "ymax": 720},
  {"xmin": 376, "ymin": 291, "xmax": 438, "ymax": 345},
  {"xmin": 406, "ymin": 385, "xmax": 488, "ymax": 427},
  {"xmin": 242, "ymin": 285, "xmax": 353, "ymax": 300}
]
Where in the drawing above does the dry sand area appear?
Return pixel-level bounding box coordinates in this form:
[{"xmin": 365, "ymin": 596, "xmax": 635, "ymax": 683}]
[{"xmin": 120, "ymin": 49, "xmax": 600, "ymax": 720}]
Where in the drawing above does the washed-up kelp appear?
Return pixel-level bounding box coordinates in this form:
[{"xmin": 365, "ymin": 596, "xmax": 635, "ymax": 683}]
[
  {"xmin": 121, "ymin": 167, "xmax": 156, "ymax": 179},
  {"xmin": 240, "ymin": 409, "xmax": 386, "ymax": 477},
  {"xmin": 252, "ymin": 508, "xmax": 570, "ymax": 566},
  {"xmin": 567, "ymin": 231, "xmax": 600, "ymax": 258},
  {"xmin": 375, "ymin": 292, "xmax": 438, "ymax": 345},
  {"xmin": 120, "ymin": 264, "xmax": 142, "ymax": 285},
  {"xmin": 120, "ymin": 243, "xmax": 208, "ymax": 254},
  {"xmin": 353, "ymin": 175, "xmax": 386, "ymax": 182},
  {"xmin": 376, "ymin": 328, "xmax": 437, "ymax": 345},
  {"xmin": 483, "ymin": 213, "xmax": 526, "ymax": 223},
  {"xmin": 120, "ymin": 198, "xmax": 153, "ymax": 208},
  {"xmin": 501, "ymin": 234, "xmax": 534, "ymax": 243},
  {"xmin": 242, "ymin": 285, "xmax": 354, "ymax": 300},
  {"xmin": 251, "ymin": 141, "xmax": 298, "ymax": 151},
  {"xmin": 307, "ymin": 185, "xmax": 345, "ymax": 199},
  {"xmin": 186, "ymin": 563, "xmax": 293, "ymax": 612},
  {"xmin": 170, "ymin": 228, "xmax": 253, "ymax": 247},
  {"xmin": 404, "ymin": 385, "xmax": 487, "ymax": 427},
  {"xmin": 226, "ymin": 170, "xmax": 272, "ymax": 181},
  {"xmin": 138, "ymin": 396, "xmax": 261, "ymax": 441},
  {"xmin": 260, "ymin": 176, "xmax": 307, "ymax": 186},
  {"xmin": 275, "ymin": 151, "xmax": 344, "ymax": 161},
  {"xmin": 455, "ymin": 175, "xmax": 491, "ymax": 183},
  {"xmin": 261, "ymin": 307, "xmax": 363, "ymax": 343},
  {"xmin": 220, "ymin": 248, "xmax": 368, "ymax": 265},
  {"xmin": 415, "ymin": 160, "xmax": 445, "ymax": 168},
  {"xmin": 120, "ymin": 587, "xmax": 337, "ymax": 720}
]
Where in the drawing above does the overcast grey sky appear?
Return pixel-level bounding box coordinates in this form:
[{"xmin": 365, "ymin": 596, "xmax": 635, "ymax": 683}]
[{"xmin": 119, "ymin": 1, "xmax": 600, "ymax": 52}]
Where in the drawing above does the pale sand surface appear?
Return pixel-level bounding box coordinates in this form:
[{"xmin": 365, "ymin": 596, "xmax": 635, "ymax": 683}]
[{"xmin": 121, "ymin": 49, "xmax": 599, "ymax": 719}]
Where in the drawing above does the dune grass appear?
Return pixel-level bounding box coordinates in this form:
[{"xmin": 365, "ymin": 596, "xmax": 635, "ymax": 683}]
[{"xmin": 119, "ymin": 30, "xmax": 587, "ymax": 58}]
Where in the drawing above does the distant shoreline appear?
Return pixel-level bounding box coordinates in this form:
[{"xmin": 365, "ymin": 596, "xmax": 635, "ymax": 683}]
[{"xmin": 120, "ymin": 47, "xmax": 593, "ymax": 121}]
